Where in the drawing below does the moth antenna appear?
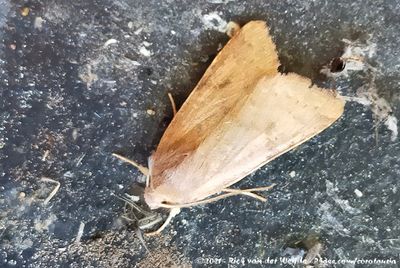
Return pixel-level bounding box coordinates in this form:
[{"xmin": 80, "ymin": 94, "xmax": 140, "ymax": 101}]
[
  {"xmin": 167, "ymin": 92, "xmax": 177, "ymax": 116},
  {"xmin": 146, "ymin": 173, "xmax": 150, "ymax": 188},
  {"xmin": 158, "ymin": 184, "xmax": 275, "ymax": 208},
  {"xmin": 112, "ymin": 153, "xmax": 149, "ymax": 176},
  {"xmin": 135, "ymin": 227, "xmax": 152, "ymax": 255},
  {"xmin": 145, "ymin": 208, "xmax": 181, "ymax": 236},
  {"xmin": 115, "ymin": 194, "xmax": 152, "ymax": 217},
  {"xmin": 147, "ymin": 156, "xmax": 154, "ymax": 188},
  {"xmin": 138, "ymin": 215, "xmax": 163, "ymax": 229}
]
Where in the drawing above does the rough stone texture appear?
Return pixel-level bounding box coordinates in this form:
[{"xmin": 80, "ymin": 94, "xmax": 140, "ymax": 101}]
[{"xmin": 0, "ymin": 0, "xmax": 399, "ymax": 267}]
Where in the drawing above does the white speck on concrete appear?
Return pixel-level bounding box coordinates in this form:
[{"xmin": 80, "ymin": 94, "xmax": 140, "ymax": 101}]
[
  {"xmin": 134, "ymin": 27, "xmax": 143, "ymax": 35},
  {"xmin": 342, "ymin": 38, "xmax": 377, "ymax": 58},
  {"xmin": 142, "ymin": 41, "xmax": 151, "ymax": 47},
  {"xmin": 146, "ymin": 109, "xmax": 156, "ymax": 116},
  {"xmin": 79, "ymin": 64, "xmax": 98, "ymax": 89},
  {"xmin": 34, "ymin": 214, "xmax": 57, "ymax": 232},
  {"xmin": 103, "ymin": 39, "xmax": 118, "ymax": 48},
  {"xmin": 318, "ymin": 202, "xmax": 350, "ymax": 235},
  {"xmin": 326, "ymin": 180, "xmax": 362, "ymax": 214},
  {"xmin": 74, "ymin": 222, "xmax": 85, "ymax": 244},
  {"xmin": 342, "ymin": 96, "xmax": 371, "ymax": 106},
  {"xmin": 202, "ymin": 12, "xmax": 228, "ymax": 33},
  {"xmin": 63, "ymin": 171, "xmax": 74, "ymax": 178},
  {"xmin": 139, "ymin": 46, "xmax": 152, "ymax": 57},
  {"xmin": 354, "ymin": 189, "xmax": 363, "ymax": 197},
  {"xmin": 34, "ymin": 17, "xmax": 45, "ymax": 30},
  {"xmin": 289, "ymin": 171, "xmax": 296, "ymax": 178},
  {"xmin": 354, "ymin": 79, "xmax": 397, "ymax": 141},
  {"xmin": 384, "ymin": 115, "xmax": 398, "ymax": 141},
  {"xmin": 7, "ymin": 260, "xmax": 17, "ymax": 266},
  {"xmin": 72, "ymin": 128, "xmax": 78, "ymax": 141}
]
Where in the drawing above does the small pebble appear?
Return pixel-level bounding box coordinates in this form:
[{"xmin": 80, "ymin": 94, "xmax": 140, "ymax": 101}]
[
  {"xmin": 103, "ymin": 39, "xmax": 118, "ymax": 48},
  {"xmin": 289, "ymin": 171, "xmax": 296, "ymax": 178},
  {"xmin": 354, "ymin": 189, "xmax": 363, "ymax": 197},
  {"xmin": 139, "ymin": 46, "xmax": 151, "ymax": 57},
  {"xmin": 34, "ymin": 17, "xmax": 45, "ymax": 29},
  {"xmin": 21, "ymin": 7, "xmax": 30, "ymax": 17},
  {"xmin": 134, "ymin": 28, "xmax": 143, "ymax": 35},
  {"xmin": 146, "ymin": 109, "xmax": 156, "ymax": 116},
  {"xmin": 142, "ymin": 41, "xmax": 151, "ymax": 47}
]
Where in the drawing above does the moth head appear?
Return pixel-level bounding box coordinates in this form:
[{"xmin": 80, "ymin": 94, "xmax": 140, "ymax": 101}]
[
  {"xmin": 144, "ymin": 185, "xmax": 182, "ymax": 209},
  {"xmin": 143, "ymin": 187, "xmax": 167, "ymax": 209}
]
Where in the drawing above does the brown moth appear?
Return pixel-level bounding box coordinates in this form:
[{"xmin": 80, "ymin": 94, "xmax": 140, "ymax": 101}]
[{"xmin": 114, "ymin": 20, "xmax": 344, "ymax": 233}]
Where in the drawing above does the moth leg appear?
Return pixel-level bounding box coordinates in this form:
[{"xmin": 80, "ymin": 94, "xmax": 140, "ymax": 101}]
[
  {"xmin": 159, "ymin": 193, "xmax": 245, "ymax": 208},
  {"xmin": 223, "ymin": 184, "xmax": 276, "ymax": 202},
  {"xmin": 226, "ymin": 184, "xmax": 276, "ymax": 193},
  {"xmin": 145, "ymin": 208, "xmax": 181, "ymax": 236},
  {"xmin": 112, "ymin": 153, "xmax": 149, "ymax": 176},
  {"xmin": 135, "ymin": 228, "xmax": 151, "ymax": 255},
  {"xmin": 222, "ymin": 188, "xmax": 267, "ymax": 202},
  {"xmin": 138, "ymin": 214, "xmax": 163, "ymax": 230},
  {"xmin": 159, "ymin": 185, "xmax": 276, "ymax": 209},
  {"xmin": 167, "ymin": 92, "xmax": 177, "ymax": 116}
]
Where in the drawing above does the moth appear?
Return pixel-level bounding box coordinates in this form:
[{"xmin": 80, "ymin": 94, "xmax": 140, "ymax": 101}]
[{"xmin": 114, "ymin": 21, "xmax": 345, "ymax": 234}]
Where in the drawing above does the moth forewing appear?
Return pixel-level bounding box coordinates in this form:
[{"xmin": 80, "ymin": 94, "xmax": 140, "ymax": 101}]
[
  {"xmin": 149, "ymin": 21, "xmax": 280, "ymax": 190},
  {"xmin": 131, "ymin": 20, "xmax": 344, "ymax": 212},
  {"xmin": 144, "ymin": 73, "xmax": 344, "ymax": 208}
]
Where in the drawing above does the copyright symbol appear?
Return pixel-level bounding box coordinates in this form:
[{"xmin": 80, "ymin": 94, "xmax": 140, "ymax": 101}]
[{"xmin": 195, "ymin": 257, "xmax": 205, "ymax": 264}]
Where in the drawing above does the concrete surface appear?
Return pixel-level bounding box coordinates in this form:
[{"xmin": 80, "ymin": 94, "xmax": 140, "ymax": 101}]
[{"xmin": 0, "ymin": 0, "xmax": 400, "ymax": 267}]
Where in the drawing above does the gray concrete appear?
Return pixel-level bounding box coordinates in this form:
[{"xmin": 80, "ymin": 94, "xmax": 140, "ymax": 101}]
[{"xmin": 0, "ymin": 0, "xmax": 399, "ymax": 267}]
